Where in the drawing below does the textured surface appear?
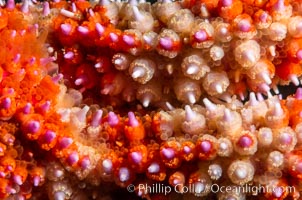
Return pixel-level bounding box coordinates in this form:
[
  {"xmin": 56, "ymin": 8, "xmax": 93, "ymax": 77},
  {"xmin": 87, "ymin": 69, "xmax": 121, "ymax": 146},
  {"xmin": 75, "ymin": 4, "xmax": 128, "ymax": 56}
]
[{"xmin": 0, "ymin": 0, "xmax": 302, "ymax": 200}]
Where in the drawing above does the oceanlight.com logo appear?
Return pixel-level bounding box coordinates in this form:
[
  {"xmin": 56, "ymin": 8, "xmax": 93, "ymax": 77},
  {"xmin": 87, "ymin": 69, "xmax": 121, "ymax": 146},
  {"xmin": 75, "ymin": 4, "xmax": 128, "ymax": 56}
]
[
  {"xmin": 127, "ymin": 182, "xmax": 296, "ymax": 196},
  {"xmin": 210, "ymin": 184, "xmax": 295, "ymax": 196}
]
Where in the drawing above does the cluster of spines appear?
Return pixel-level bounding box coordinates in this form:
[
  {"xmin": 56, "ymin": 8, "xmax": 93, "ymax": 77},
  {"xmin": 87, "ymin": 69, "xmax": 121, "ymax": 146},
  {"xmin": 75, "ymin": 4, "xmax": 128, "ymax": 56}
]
[
  {"xmin": 54, "ymin": 90, "xmax": 302, "ymax": 199},
  {"xmin": 50, "ymin": 0, "xmax": 302, "ymax": 109},
  {"xmin": 1, "ymin": 0, "xmax": 302, "ymax": 199}
]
